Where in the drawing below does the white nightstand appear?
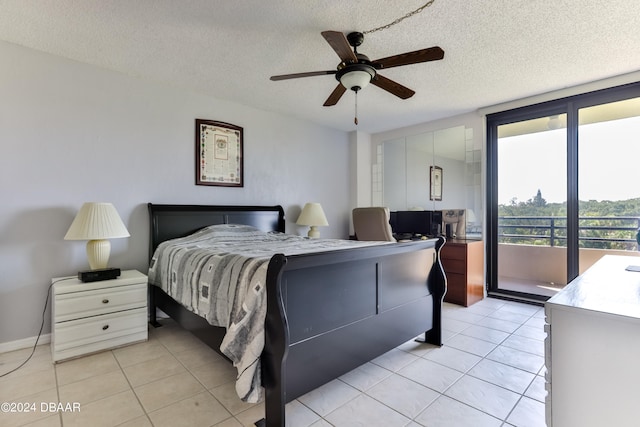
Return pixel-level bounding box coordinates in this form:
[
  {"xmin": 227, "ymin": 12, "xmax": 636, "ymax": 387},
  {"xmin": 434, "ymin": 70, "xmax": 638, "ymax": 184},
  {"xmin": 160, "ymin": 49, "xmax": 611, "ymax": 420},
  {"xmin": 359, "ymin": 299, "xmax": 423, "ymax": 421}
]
[{"xmin": 51, "ymin": 269, "xmax": 148, "ymax": 362}]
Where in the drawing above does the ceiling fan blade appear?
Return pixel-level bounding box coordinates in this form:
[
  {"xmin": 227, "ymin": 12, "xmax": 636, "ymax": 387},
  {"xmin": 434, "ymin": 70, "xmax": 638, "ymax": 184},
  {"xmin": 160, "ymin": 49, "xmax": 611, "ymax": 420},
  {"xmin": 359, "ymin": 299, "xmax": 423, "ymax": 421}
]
[
  {"xmin": 371, "ymin": 74, "xmax": 415, "ymax": 99},
  {"xmin": 270, "ymin": 70, "xmax": 337, "ymax": 81},
  {"xmin": 321, "ymin": 31, "xmax": 358, "ymax": 63},
  {"xmin": 323, "ymin": 84, "xmax": 347, "ymax": 106},
  {"xmin": 373, "ymin": 46, "xmax": 444, "ymax": 69}
]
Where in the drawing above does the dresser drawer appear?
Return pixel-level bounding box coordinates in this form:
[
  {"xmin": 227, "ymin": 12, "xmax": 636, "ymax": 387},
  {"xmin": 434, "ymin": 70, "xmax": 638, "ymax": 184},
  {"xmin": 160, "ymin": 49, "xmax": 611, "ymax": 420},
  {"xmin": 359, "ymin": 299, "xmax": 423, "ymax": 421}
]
[
  {"xmin": 54, "ymin": 283, "xmax": 146, "ymax": 322},
  {"xmin": 441, "ymin": 244, "xmax": 467, "ymax": 261},
  {"xmin": 444, "ymin": 272, "xmax": 467, "ymax": 305},
  {"xmin": 53, "ymin": 307, "xmax": 147, "ymax": 353},
  {"xmin": 442, "ymin": 258, "xmax": 466, "ymax": 274}
]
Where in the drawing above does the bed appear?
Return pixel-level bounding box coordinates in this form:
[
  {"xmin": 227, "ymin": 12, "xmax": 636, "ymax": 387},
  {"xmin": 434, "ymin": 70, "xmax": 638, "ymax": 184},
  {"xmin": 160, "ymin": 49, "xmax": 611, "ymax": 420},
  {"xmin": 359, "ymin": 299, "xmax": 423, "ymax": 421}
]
[{"xmin": 147, "ymin": 203, "xmax": 446, "ymax": 427}]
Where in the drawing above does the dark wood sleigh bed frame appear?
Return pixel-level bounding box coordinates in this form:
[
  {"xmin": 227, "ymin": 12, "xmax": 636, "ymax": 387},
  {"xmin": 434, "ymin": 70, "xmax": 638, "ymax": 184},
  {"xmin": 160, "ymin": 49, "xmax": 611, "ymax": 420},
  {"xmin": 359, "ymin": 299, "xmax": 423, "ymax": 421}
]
[{"xmin": 147, "ymin": 203, "xmax": 446, "ymax": 427}]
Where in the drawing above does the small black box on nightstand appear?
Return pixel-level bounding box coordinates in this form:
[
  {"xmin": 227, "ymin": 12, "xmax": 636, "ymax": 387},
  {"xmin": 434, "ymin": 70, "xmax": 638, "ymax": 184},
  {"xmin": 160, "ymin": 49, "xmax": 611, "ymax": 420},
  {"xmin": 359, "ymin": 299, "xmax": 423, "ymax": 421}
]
[{"xmin": 78, "ymin": 268, "xmax": 121, "ymax": 282}]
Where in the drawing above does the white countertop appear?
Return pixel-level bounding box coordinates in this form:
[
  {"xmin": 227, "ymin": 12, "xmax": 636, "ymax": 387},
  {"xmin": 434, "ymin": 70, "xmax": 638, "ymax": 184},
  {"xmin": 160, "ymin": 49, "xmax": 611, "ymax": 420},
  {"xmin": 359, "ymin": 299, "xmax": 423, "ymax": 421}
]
[{"xmin": 546, "ymin": 255, "xmax": 640, "ymax": 320}]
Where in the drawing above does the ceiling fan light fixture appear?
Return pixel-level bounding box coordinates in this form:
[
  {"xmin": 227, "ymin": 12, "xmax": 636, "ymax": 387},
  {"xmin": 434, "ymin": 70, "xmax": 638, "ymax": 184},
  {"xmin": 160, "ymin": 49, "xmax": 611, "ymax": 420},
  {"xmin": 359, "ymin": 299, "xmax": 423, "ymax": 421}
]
[
  {"xmin": 337, "ymin": 65, "xmax": 376, "ymax": 92},
  {"xmin": 270, "ymin": 29, "xmax": 444, "ymax": 108}
]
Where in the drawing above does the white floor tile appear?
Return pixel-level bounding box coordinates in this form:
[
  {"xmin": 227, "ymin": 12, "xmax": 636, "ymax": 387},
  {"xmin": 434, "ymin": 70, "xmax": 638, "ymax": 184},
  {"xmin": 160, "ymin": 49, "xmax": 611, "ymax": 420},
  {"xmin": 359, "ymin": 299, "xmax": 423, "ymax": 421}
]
[
  {"xmin": 370, "ymin": 348, "xmax": 419, "ymax": 372},
  {"xmin": 339, "ymin": 362, "xmax": 392, "ymax": 392},
  {"xmin": 506, "ymin": 396, "xmax": 546, "ymax": 427},
  {"xmin": 423, "ymin": 345, "xmax": 482, "ymax": 373},
  {"xmin": 445, "ymin": 334, "xmax": 498, "ymax": 357},
  {"xmin": 309, "ymin": 420, "xmax": 333, "ymax": 427},
  {"xmin": 524, "ymin": 316, "xmax": 546, "ymax": 329},
  {"xmin": 501, "ymin": 334, "xmax": 545, "ymax": 357},
  {"xmin": 486, "ymin": 345, "xmax": 545, "ymax": 374},
  {"xmin": 467, "ymin": 359, "xmax": 535, "ymax": 394},
  {"xmin": 414, "ymin": 395, "xmax": 502, "ymax": 427},
  {"xmin": 476, "ymin": 316, "xmax": 522, "ymax": 333},
  {"xmin": 441, "ymin": 328, "xmax": 460, "ymax": 342},
  {"xmin": 443, "ymin": 310, "xmax": 487, "ymax": 325},
  {"xmin": 397, "ymin": 358, "xmax": 463, "ymax": 393},
  {"xmin": 285, "ymin": 400, "xmax": 320, "ymax": 427},
  {"xmin": 441, "ymin": 317, "xmax": 474, "ymax": 333},
  {"xmin": 487, "ymin": 309, "xmax": 531, "ymax": 325},
  {"xmin": 297, "ymin": 379, "xmax": 360, "ymax": 417},
  {"xmin": 462, "ymin": 304, "xmax": 496, "ymax": 317},
  {"xmin": 325, "ymin": 394, "xmax": 410, "ymax": 427},
  {"xmin": 512, "ymin": 324, "xmax": 547, "ymax": 341},
  {"xmin": 396, "ymin": 337, "xmax": 438, "ymax": 357},
  {"xmin": 444, "ymin": 375, "xmax": 520, "ymax": 420},
  {"xmin": 366, "ymin": 374, "xmax": 439, "ymax": 418},
  {"xmin": 460, "ymin": 324, "xmax": 510, "ymax": 344},
  {"xmin": 472, "ymin": 298, "xmax": 508, "ymax": 310},
  {"xmin": 499, "ymin": 302, "xmax": 540, "ymax": 317},
  {"xmin": 524, "ymin": 375, "xmax": 547, "ymax": 403}
]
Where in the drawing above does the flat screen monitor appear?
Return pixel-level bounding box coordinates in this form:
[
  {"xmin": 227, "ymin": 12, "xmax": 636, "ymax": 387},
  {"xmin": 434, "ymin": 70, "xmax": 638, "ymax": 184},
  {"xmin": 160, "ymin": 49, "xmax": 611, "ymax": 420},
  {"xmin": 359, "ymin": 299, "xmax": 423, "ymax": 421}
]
[{"xmin": 394, "ymin": 211, "xmax": 432, "ymax": 236}]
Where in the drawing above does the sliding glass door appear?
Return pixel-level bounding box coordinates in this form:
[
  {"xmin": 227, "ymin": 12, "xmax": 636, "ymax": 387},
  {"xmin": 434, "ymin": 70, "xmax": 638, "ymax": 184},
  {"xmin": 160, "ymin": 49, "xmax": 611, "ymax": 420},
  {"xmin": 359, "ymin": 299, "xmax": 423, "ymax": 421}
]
[
  {"xmin": 487, "ymin": 82, "xmax": 640, "ymax": 302},
  {"xmin": 494, "ymin": 114, "xmax": 568, "ymax": 297},
  {"xmin": 577, "ymin": 97, "xmax": 640, "ymax": 274}
]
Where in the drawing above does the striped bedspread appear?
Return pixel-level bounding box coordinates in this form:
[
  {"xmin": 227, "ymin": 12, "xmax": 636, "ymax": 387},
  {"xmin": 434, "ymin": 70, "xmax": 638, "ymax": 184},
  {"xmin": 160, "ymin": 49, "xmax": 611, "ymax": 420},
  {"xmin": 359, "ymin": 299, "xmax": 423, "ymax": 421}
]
[{"xmin": 148, "ymin": 224, "xmax": 386, "ymax": 403}]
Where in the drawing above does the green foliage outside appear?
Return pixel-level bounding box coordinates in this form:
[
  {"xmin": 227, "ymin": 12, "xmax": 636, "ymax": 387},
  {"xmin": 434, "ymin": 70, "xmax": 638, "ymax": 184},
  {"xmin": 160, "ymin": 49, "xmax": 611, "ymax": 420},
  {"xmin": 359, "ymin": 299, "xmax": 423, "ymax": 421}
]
[{"xmin": 498, "ymin": 190, "xmax": 640, "ymax": 250}]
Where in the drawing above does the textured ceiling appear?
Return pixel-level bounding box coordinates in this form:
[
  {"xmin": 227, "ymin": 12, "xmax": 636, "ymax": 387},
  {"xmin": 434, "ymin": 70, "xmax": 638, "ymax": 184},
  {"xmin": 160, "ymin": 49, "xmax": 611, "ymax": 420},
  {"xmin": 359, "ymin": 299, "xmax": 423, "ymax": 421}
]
[{"xmin": 1, "ymin": 0, "xmax": 638, "ymax": 133}]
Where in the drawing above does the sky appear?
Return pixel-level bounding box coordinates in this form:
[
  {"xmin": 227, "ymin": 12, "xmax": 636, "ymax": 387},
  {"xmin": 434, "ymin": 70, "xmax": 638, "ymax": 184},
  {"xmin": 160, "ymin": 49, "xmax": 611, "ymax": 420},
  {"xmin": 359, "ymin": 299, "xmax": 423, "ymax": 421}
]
[{"xmin": 498, "ymin": 116, "xmax": 640, "ymax": 205}]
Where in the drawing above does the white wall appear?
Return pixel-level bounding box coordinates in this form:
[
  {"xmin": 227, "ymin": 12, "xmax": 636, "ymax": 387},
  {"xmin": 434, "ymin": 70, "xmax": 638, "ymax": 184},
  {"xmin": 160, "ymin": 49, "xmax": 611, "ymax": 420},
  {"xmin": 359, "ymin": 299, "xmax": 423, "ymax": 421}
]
[
  {"xmin": 349, "ymin": 131, "xmax": 372, "ymax": 209},
  {"xmin": 0, "ymin": 41, "xmax": 351, "ymax": 345}
]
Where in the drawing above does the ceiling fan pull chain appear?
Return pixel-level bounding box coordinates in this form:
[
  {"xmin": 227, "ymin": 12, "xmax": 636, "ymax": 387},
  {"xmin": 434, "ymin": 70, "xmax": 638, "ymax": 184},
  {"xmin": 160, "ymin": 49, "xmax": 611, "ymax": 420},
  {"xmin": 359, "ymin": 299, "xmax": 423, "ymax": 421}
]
[
  {"xmin": 363, "ymin": 0, "xmax": 436, "ymax": 34},
  {"xmin": 354, "ymin": 91, "xmax": 359, "ymax": 126}
]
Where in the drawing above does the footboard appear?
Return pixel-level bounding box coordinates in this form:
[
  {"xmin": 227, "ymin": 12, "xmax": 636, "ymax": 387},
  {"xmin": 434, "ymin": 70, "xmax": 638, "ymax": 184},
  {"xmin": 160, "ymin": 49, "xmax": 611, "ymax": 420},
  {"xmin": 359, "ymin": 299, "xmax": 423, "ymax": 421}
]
[{"xmin": 262, "ymin": 237, "xmax": 446, "ymax": 427}]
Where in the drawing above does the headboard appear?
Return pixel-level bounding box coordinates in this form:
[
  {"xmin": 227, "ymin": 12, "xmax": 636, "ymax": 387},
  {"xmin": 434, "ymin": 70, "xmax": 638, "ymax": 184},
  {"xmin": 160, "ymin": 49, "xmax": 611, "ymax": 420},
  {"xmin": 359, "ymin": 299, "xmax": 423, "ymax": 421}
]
[{"xmin": 147, "ymin": 203, "xmax": 285, "ymax": 258}]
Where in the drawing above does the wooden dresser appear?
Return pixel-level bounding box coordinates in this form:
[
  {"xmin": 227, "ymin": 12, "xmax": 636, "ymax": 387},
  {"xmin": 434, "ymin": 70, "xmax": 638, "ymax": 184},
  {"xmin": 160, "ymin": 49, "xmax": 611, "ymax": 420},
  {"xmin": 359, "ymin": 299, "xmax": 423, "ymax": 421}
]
[{"xmin": 441, "ymin": 239, "xmax": 484, "ymax": 306}]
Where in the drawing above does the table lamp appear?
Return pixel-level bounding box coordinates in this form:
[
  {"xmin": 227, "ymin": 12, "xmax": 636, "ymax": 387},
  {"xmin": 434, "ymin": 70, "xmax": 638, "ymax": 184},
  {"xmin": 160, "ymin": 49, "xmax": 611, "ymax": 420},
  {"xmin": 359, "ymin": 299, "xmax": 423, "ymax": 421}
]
[
  {"xmin": 466, "ymin": 209, "xmax": 477, "ymax": 224},
  {"xmin": 296, "ymin": 202, "xmax": 329, "ymax": 238},
  {"xmin": 64, "ymin": 202, "xmax": 130, "ymax": 270}
]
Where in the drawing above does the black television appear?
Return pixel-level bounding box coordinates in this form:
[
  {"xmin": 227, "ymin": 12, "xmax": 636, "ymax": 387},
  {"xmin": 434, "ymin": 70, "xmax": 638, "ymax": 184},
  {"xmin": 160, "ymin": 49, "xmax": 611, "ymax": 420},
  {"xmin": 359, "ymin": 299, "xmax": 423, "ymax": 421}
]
[{"xmin": 392, "ymin": 210, "xmax": 442, "ymax": 237}]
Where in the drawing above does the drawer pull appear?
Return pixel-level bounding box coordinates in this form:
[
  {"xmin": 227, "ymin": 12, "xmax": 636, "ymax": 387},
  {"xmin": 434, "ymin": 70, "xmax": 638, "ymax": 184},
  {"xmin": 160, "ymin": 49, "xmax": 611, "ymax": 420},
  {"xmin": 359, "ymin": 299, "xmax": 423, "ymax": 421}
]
[
  {"xmin": 102, "ymin": 325, "xmax": 109, "ymax": 331},
  {"xmin": 102, "ymin": 299, "xmax": 109, "ymax": 304}
]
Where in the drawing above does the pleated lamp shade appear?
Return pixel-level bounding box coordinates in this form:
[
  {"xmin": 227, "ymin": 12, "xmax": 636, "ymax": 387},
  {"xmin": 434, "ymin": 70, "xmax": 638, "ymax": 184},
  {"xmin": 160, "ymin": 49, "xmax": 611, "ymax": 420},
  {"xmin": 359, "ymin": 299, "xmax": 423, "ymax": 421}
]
[
  {"xmin": 64, "ymin": 202, "xmax": 130, "ymax": 270},
  {"xmin": 296, "ymin": 202, "xmax": 329, "ymax": 238}
]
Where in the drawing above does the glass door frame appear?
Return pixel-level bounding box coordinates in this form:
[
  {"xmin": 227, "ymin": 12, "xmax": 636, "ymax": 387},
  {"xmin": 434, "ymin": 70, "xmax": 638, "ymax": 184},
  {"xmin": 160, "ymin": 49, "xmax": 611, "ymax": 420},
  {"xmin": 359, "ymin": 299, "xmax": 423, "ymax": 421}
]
[{"xmin": 486, "ymin": 81, "xmax": 640, "ymax": 302}]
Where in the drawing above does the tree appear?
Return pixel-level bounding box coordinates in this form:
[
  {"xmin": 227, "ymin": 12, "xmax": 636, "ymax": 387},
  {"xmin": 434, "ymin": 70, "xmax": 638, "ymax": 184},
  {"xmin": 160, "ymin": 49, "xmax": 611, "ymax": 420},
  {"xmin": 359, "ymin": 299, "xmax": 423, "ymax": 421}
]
[
  {"xmin": 498, "ymin": 194, "xmax": 640, "ymax": 249},
  {"xmin": 532, "ymin": 189, "xmax": 546, "ymax": 207}
]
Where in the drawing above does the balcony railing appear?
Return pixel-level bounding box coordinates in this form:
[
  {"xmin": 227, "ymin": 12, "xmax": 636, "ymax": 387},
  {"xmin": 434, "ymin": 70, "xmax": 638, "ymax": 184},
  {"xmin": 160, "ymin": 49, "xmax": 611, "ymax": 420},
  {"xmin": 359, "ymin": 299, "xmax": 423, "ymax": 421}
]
[{"xmin": 498, "ymin": 216, "xmax": 640, "ymax": 250}]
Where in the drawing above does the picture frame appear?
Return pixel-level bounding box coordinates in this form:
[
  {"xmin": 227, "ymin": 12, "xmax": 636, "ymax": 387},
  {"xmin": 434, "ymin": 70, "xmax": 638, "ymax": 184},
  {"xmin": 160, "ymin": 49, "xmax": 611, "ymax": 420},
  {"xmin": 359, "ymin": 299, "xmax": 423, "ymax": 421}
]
[
  {"xmin": 430, "ymin": 165, "xmax": 442, "ymax": 201},
  {"xmin": 195, "ymin": 119, "xmax": 244, "ymax": 187}
]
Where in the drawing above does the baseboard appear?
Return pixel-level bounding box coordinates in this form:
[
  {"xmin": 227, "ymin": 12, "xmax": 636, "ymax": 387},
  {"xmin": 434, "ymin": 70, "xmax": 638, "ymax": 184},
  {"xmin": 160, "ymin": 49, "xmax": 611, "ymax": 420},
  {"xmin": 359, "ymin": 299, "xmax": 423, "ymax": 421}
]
[{"xmin": 0, "ymin": 334, "xmax": 51, "ymax": 354}]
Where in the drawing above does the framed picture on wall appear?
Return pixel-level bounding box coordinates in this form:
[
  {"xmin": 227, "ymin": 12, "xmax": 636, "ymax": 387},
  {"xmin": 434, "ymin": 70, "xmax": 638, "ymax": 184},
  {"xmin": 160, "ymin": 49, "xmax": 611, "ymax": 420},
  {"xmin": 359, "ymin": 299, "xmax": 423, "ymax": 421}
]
[
  {"xmin": 430, "ymin": 165, "xmax": 442, "ymax": 201},
  {"xmin": 195, "ymin": 119, "xmax": 244, "ymax": 187}
]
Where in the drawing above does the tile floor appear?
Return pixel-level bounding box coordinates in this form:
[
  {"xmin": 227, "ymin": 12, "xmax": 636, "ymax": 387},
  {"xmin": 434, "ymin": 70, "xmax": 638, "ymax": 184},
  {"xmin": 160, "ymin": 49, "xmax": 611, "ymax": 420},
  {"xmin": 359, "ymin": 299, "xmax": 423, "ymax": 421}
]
[{"xmin": 0, "ymin": 298, "xmax": 547, "ymax": 427}]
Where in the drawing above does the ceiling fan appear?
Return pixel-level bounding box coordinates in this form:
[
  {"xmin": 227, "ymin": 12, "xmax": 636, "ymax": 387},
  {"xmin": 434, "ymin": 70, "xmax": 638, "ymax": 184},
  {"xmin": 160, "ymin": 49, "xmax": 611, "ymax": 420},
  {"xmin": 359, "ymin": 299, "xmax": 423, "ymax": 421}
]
[{"xmin": 270, "ymin": 31, "xmax": 444, "ymax": 107}]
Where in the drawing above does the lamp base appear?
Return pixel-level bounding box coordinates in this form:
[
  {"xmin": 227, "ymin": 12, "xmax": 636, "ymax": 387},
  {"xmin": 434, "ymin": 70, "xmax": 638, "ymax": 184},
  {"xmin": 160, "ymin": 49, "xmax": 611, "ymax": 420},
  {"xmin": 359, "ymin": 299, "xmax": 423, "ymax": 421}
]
[
  {"xmin": 307, "ymin": 226, "xmax": 320, "ymax": 239},
  {"xmin": 86, "ymin": 239, "xmax": 111, "ymax": 270}
]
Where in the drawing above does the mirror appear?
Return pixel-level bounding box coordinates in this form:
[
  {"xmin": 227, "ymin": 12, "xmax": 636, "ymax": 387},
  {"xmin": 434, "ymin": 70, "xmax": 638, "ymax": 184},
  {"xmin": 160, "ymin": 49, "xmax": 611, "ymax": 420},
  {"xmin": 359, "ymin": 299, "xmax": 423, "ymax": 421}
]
[{"xmin": 374, "ymin": 125, "xmax": 482, "ymax": 237}]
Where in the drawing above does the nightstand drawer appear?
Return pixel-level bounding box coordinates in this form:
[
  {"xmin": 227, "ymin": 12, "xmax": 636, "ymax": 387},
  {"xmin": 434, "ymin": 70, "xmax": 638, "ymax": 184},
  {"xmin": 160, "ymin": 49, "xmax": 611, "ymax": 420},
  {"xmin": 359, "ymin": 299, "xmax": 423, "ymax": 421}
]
[
  {"xmin": 54, "ymin": 283, "xmax": 146, "ymax": 322},
  {"xmin": 53, "ymin": 307, "xmax": 147, "ymax": 352}
]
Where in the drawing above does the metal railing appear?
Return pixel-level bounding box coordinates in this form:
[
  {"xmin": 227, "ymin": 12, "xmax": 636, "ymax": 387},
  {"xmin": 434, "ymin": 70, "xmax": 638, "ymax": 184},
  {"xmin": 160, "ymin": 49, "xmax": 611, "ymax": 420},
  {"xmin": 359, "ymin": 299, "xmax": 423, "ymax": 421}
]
[{"xmin": 498, "ymin": 216, "xmax": 640, "ymax": 250}]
